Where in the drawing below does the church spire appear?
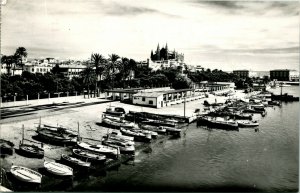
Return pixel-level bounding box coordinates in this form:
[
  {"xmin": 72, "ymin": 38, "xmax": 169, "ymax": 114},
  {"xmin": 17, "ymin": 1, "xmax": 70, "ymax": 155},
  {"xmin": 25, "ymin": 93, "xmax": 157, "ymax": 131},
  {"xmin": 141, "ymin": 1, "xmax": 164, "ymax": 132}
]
[{"xmin": 156, "ymin": 43, "xmax": 160, "ymax": 60}]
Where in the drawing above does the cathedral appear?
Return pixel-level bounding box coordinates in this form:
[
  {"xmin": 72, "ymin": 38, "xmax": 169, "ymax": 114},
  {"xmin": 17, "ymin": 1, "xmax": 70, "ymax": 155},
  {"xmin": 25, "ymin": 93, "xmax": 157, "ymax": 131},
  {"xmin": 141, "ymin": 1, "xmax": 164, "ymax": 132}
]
[{"xmin": 150, "ymin": 43, "xmax": 184, "ymax": 62}]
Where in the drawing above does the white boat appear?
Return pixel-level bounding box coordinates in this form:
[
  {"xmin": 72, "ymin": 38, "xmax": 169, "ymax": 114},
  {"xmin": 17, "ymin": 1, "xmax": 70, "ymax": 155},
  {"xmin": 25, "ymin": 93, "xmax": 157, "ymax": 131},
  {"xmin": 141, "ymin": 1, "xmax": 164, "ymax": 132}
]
[
  {"xmin": 102, "ymin": 117, "xmax": 135, "ymax": 128},
  {"xmin": 103, "ymin": 133, "xmax": 135, "ymax": 145},
  {"xmin": 10, "ymin": 165, "xmax": 42, "ymax": 184},
  {"xmin": 105, "ymin": 106, "xmax": 126, "ymax": 116},
  {"xmin": 77, "ymin": 141, "xmax": 120, "ymax": 158},
  {"xmin": 72, "ymin": 149, "xmax": 106, "ymax": 163},
  {"xmin": 139, "ymin": 124, "xmax": 167, "ymax": 134},
  {"xmin": 120, "ymin": 127, "xmax": 152, "ymax": 143},
  {"xmin": 0, "ymin": 185, "xmax": 12, "ymax": 192},
  {"xmin": 237, "ymin": 120, "xmax": 259, "ymax": 128},
  {"xmin": 44, "ymin": 161, "xmax": 73, "ymax": 176},
  {"xmin": 102, "ymin": 139, "xmax": 135, "ymax": 154},
  {"xmin": 61, "ymin": 154, "xmax": 91, "ymax": 168}
]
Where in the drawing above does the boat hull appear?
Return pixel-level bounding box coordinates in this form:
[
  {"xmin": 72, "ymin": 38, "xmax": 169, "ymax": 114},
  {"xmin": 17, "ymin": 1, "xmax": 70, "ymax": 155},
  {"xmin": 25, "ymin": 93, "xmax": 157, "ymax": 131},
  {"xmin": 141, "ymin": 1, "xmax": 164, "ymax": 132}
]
[
  {"xmin": 44, "ymin": 161, "xmax": 73, "ymax": 176},
  {"xmin": 10, "ymin": 166, "xmax": 42, "ymax": 184},
  {"xmin": 72, "ymin": 149, "xmax": 106, "ymax": 164}
]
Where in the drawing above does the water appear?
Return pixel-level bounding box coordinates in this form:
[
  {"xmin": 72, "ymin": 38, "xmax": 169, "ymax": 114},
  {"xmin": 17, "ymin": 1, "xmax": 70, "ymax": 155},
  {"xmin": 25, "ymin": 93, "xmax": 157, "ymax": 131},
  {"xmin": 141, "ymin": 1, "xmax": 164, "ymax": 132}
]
[{"xmin": 72, "ymin": 86, "xmax": 299, "ymax": 192}]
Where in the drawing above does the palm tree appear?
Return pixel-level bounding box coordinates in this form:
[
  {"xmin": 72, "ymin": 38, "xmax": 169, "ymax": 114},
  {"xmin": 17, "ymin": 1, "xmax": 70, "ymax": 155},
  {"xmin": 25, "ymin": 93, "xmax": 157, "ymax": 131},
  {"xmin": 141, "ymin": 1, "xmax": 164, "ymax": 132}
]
[
  {"xmin": 91, "ymin": 53, "xmax": 106, "ymax": 97},
  {"xmin": 119, "ymin": 57, "xmax": 130, "ymax": 88},
  {"xmin": 107, "ymin": 54, "xmax": 120, "ymax": 89},
  {"xmin": 81, "ymin": 65, "xmax": 95, "ymax": 99},
  {"xmin": 14, "ymin": 47, "xmax": 27, "ymax": 72}
]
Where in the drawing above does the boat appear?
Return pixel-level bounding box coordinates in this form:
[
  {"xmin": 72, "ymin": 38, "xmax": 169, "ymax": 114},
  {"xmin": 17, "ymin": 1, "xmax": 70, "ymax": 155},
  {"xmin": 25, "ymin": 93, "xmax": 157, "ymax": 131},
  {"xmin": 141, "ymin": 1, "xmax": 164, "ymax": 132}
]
[
  {"xmin": 102, "ymin": 139, "xmax": 135, "ymax": 154},
  {"xmin": 120, "ymin": 127, "xmax": 152, "ymax": 143},
  {"xmin": 0, "ymin": 185, "xmax": 12, "ymax": 192},
  {"xmin": 197, "ymin": 116, "xmax": 239, "ymax": 130},
  {"xmin": 44, "ymin": 161, "xmax": 73, "ymax": 176},
  {"xmin": 10, "ymin": 165, "xmax": 42, "ymax": 184},
  {"xmin": 77, "ymin": 141, "xmax": 120, "ymax": 159},
  {"xmin": 103, "ymin": 133, "xmax": 135, "ymax": 145},
  {"xmin": 279, "ymin": 84, "xmax": 291, "ymax": 87},
  {"xmin": 61, "ymin": 154, "xmax": 91, "ymax": 168},
  {"xmin": 18, "ymin": 143, "xmax": 44, "ymax": 158},
  {"xmin": 268, "ymin": 100, "xmax": 281, "ymax": 106},
  {"xmin": 105, "ymin": 106, "xmax": 126, "ymax": 116},
  {"xmin": 162, "ymin": 126, "xmax": 182, "ymax": 136},
  {"xmin": 138, "ymin": 124, "xmax": 167, "ymax": 134},
  {"xmin": 36, "ymin": 127, "xmax": 77, "ymax": 144},
  {"xmin": 237, "ymin": 120, "xmax": 259, "ymax": 128},
  {"xmin": 41, "ymin": 124, "xmax": 78, "ymax": 136},
  {"xmin": 0, "ymin": 139, "xmax": 14, "ymax": 155},
  {"xmin": 72, "ymin": 149, "xmax": 106, "ymax": 163},
  {"xmin": 102, "ymin": 117, "xmax": 135, "ymax": 128},
  {"xmin": 141, "ymin": 119, "xmax": 176, "ymax": 128},
  {"xmin": 135, "ymin": 129, "xmax": 158, "ymax": 139}
]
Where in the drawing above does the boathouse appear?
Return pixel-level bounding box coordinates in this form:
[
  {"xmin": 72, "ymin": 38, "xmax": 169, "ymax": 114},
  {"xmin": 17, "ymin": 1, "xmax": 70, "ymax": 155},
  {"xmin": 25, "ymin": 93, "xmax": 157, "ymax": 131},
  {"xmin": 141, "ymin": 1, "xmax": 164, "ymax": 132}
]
[{"xmin": 132, "ymin": 88, "xmax": 205, "ymax": 108}]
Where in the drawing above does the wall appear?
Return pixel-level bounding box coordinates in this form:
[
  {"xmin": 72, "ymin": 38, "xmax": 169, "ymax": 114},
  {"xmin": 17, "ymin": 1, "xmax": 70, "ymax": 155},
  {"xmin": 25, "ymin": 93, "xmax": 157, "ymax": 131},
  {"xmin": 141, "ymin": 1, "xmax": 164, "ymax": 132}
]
[{"xmin": 132, "ymin": 96, "xmax": 158, "ymax": 108}]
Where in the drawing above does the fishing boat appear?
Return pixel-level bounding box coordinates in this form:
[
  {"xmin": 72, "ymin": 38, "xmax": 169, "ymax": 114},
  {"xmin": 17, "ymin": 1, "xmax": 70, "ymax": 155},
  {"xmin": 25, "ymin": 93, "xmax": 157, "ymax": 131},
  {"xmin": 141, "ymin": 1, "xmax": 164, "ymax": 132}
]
[
  {"xmin": 72, "ymin": 149, "xmax": 106, "ymax": 163},
  {"xmin": 120, "ymin": 127, "xmax": 152, "ymax": 143},
  {"xmin": 0, "ymin": 139, "xmax": 14, "ymax": 155},
  {"xmin": 163, "ymin": 126, "xmax": 182, "ymax": 136},
  {"xmin": 61, "ymin": 154, "xmax": 91, "ymax": 168},
  {"xmin": 18, "ymin": 143, "xmax": 44, "ymax": 158},
  {"xmin": 197, "ymin": 116, "xmax": 239, "ymax": 130},
  {"xmin": 41, "ymin": 124, "xmax": 78, "ymax": 136},
  {"xmin": 136, "ymin": 129, "xmax": 158, "ymax": 139},
  {"xmin": 105, "ymin": 106, "xmax": 126, "ymax": 116},
  {"xmin": 141, "ymin": 119, "xmax": 176, "ymax": 128},
  {"xmin": 102, "ymin": 139, "xmax": 135, "ymax": 154},
  {"xmin": 139, "ymin": 124, "xmax": 167, "ymax": 134},
  {"xmin": 77, "ymin": 141, "xmax": 120, "ymax": 159},
  {"xmin": 103, "ymin": 133, "xmax": 135, "ymax": 145},
  {"xmin": 44, "ymin": 161, "xmax": 73, "ymax": 176},
  {"xmin": 36, "ymin": 127, "xmax": 77, "ymax": 144},
  {"xmin": 10, "ymin": 165, "xmax": 42, "ymax": 184},
  {"xmin": 102, "ymin": 117, "xmax": 135, "ymax": 128},
  {"xmin": 237, "ymin": 120, "xmax": 259, "ymax": 128}
]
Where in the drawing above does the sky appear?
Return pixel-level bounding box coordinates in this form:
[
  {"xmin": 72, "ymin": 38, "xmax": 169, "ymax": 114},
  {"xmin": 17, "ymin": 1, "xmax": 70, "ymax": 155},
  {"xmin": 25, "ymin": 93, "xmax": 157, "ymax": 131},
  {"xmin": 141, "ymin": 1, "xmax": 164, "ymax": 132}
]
[{"xmin": 1, "ymin": 0, "xmax": 299, "ymax": 71}]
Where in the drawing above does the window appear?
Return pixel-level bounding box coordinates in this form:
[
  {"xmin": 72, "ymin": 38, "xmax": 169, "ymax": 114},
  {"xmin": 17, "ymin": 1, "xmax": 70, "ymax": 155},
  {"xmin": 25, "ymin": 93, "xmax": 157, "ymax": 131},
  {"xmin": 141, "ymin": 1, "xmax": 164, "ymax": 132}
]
[
  {"xmin": 149, "ymin": 100, "xmax": 153, "ymax": 105},
  {"xmin": 142, "ymin": 97, "xmax": 145, "ymax": 101},
  {"xmin": 32, "ymin": 68, "xmax": 34, "ymax": 72}
]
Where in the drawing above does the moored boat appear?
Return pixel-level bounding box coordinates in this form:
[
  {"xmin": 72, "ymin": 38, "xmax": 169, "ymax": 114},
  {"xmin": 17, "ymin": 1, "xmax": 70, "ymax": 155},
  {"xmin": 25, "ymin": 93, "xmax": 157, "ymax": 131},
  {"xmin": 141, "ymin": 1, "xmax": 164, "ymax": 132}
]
[
  {"xmin": 44, "ymin": 161, "xmax": 73, "ymax": 176},
  {"xmin": 0, "ymin": 139, "xmax": 14, "ymax": 155},
  {"xmin": 72, "ymin": 149, "xmax": 106, "ymax": 163},
  {"xmin": 77, "ymin": 141, "xmax": 120, "ymax": 159},
  {"xmin": 237, "ymin": 120, "xmax": 259, "ymax": 128},
  {"xmin": 197, "ymin": 116, "xmax": 239, "ymax": 130},
  {"xmin": 61, "ymin": 154, "xmax": 91, "ymax": 168},
  {"xmin": 102, "ymin": 139, "xmax": 135, "ymax": 154},
  {"xmin": 105, "ymin": 106, "xmax": 126, "ymax": 116},
  {"xmin": 18, "ymin": 143, "xmax": 44, "ymax": 158},
  {"xmin": 10, "ymin": 165, "xmax": 42, "ymax": 184},
  {"xmin": 138, "ymin": 124, "xmax": 167, "ymax": 134},
  {"xmin": 103, "ymin": 133, "xmax": 135, "ymax": 145},
  {"xmin": 163, "ymin": 126, "xmax": 182, "ymax": 136},
  {"xmin": 102, "ymin": 117, "xmax": 135, "ymax": 128},
  {"xmin": 120, "ymin": 127, "xmax": 152, "ymax": 143},
  {"xmin": 36, "ymin": 128, "xmax": 77, "ymax": 145}
]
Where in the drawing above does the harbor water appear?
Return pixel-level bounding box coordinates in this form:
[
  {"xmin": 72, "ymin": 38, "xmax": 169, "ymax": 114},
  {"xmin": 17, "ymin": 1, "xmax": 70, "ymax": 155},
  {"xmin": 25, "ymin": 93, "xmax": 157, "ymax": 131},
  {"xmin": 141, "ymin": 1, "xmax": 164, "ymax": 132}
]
[{"xmin": 72, "ymin": 86, "xmax": 299, "ymax": 192}]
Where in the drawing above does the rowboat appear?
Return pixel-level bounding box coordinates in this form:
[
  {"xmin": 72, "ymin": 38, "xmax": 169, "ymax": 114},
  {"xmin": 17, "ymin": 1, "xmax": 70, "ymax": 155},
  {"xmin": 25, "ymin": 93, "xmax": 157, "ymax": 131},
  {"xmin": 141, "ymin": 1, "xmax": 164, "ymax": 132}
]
[
  {"xmin": 61, "ymin": 154, "xmax": 91, "ymax": 168},
  {"xmin": 0, "ymin": 185, "xmax": 12, "ymax": 192},
  {"xmin": 10, "ymin": 165, "xmax": 42, "ymax": 184},
  {"xmin": 44, "ymin": 161, "xmax": 73, "ymax": 176},
  {"xmin": 36, "ymin": 128, "xmax": 77, "ymax": 144},
  {"xmin": 102, "ymin": 117, "xmax": 135, "ymax": 128},
  {"xmin": 138, "ymin": 124, "xmax": 167, "ymax": 134},
  {"xmin": 0, "ymin": 139, "xmax": 14, "ymax": 155},
  {"xmin": 19, "ymin": 143, "xmax": 44, "ymax": 158},
  {"xmin": 120, "ymin": 127, "xmax": 152, "ymax": 143},
  {"xmin": 163, "ymin": 126, "xmax": 182, "ymax": 136},
  {"xmin": 72, "ymin": 149, "xmax": 106, "ymax": 163},
  {"xmin": 237, "ymin": 120, "xmax": 259, "ymax": 128},
  {"xmin": 77, "ymin": 141, "xmax": 120, "ymax": 159},
  {"xmin": 102, "ymin": 139, "xmax": 135, "ymax": 154},
  {"xmin": 103, "ymin": 133, "xmax": 135, "ymax": 145}
]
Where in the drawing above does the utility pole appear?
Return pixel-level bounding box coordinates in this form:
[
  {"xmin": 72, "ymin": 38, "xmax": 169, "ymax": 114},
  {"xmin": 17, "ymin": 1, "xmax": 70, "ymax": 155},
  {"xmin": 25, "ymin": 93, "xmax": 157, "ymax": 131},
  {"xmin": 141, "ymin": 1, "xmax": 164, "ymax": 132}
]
[{"xmin": 184, "ymin": 97, "xmax": 186, "ymax": 118}]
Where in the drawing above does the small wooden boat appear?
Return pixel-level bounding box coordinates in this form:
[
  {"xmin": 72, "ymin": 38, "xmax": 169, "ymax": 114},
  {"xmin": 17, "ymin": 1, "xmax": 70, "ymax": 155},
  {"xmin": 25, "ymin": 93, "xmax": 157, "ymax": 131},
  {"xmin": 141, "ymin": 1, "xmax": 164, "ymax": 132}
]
[
  {"xmin": 237, "ymin": 120, "xmax": 259, "ymax": 128},
  {"xmin": 120, "ymin": 127, "xmax": 152, "ymax": 143},
  {"xmin": 141, "ymin": 119, "xmax": 176, "ymax": 128},
  {"xmin": 103, "ymin": 133, "xmax": 135, "ymax": 145},
  {"xmin": 105, "ymin": 106, "xmax": 126, "ymax": 116},
  {"xmin": 0, "ymin": 139, "xmax": 14, "ymax": 155},
  {"xmin": 139, "ymin": 124, "xmax": 166, "ymax": 134},
  {"xmin": 19, "ymin": 143, "xmax": 44, "ymax": 158},
  {"xmin": 197, "ymin": 116, "xmax": 239, "ymax": 130},
  {"xmin": 163, "ymin": 126, "xmax": 182, "ymax": 136},
  {"xmin": 41, "ymin": 124, "xmax": 78, "ymax": 136},
  {"xmin": 36, "ymin": 128, "xmax": 77, "ymax": 144},
  {"xmin": 77, "ymin": 141, "xmax": 120, "ymax": 159},
  {"xmin": 102, "ymin": 117, "xmax": 135, "ymax": 128},
  {"xmin": 72, "ymin": 149, "xmax": 106, "ymax": 163},
  {"xmin": 135, "ymin": 129, "xmax": 158, "ymax": 139},
  {"xmin": 61, "ymin": 154, "xmax": 91, "ymax": 168},
  {"xmin": 10, "ymin": 165, "xmax": 42, "ymax": 184},
  {"xmin": 102, "ymin": 139, "xmax": 135, "ymax": 154},
  {"xmin": 44, "ymin": 161, "xmax": 73, "ymax": 176}
]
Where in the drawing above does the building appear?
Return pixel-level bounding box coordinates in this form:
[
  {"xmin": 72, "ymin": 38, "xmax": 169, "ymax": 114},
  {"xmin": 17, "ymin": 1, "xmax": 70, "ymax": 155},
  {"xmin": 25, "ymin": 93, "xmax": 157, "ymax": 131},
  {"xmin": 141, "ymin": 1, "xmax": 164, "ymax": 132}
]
[
  {"xmin": 270, "ymin": 69, "xmax": 299, "ymax": 81},
  {"xmin": 233, "ymin": 70, "xmax": 249, "ymax": 78},
  {"xmin": 58, "ymin": 64, "xmax": 87, "ymax": 79}
]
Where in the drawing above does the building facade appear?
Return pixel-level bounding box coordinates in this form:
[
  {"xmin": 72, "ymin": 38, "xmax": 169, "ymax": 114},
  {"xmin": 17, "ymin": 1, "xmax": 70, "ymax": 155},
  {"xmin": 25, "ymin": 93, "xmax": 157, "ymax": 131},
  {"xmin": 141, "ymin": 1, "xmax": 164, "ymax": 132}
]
[{"xmin": 270, "ymin": 69, "xmax": 299, "ymax": 81}]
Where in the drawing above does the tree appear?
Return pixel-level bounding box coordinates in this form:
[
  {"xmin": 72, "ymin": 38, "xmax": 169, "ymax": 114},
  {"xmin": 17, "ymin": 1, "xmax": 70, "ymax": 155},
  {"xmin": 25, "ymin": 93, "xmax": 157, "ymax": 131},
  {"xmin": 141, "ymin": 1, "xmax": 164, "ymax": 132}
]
[
  {"xmin": 119, "ymin": 57, "xmax": 130, "ymax": 88},
  {"xmin": 91, "ymin": 53, "xmax": 106, "ymax": 97},
  {"xmin": 107, "ymin": 54, "xmax": 120, "ymax": 89},
  {"xmin": 81, "ymin": 66, "xmax": 95, "ymax": 98},
  {"xmin": 14, "ymin": 47, "xmax": 28, "ymax": 72},
  {"xmin": 1, "ymin": 55, "xmax": 15, "ymax": 76}
]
